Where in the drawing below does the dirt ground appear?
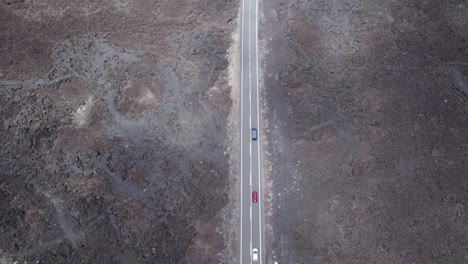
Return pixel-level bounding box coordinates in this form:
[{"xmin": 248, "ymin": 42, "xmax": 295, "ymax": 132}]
[
  {"xmin": 0, "ymin": 1, "xmax": 238, "ymax": 263},
  {"xmin": 261, "ymin": 0, "xmax": 468, "ymax": 263}
]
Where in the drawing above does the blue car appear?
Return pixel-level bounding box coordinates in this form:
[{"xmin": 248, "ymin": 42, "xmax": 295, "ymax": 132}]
[{"xmin": 251, "ymin": 128, "xmax": 258, "ymax": 140}]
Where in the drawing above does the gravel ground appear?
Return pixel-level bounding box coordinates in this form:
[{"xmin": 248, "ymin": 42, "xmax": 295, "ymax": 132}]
[
  {"xmin": 0, "ymin": 1, "xmax": 238, "ymax": 263},
  {"xmin": 261, "ymin": 0, "xmax": 468, "ymax": 263}
]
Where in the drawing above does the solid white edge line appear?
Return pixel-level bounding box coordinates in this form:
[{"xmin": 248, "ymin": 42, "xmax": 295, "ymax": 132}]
[
  {"xmin": 248, "ymin": 1, "xmax": 253, "ymax": 264},
  {"xmin": 239, "ymin": 0, "xmax": 245, "ymax": 262},
  {"xmin": 255, "ymin": 0, "xmax": 262, "ymax": 263}
]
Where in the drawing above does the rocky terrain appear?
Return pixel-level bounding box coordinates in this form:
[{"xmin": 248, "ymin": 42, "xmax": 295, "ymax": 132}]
[
  {"xmin": 261, "ymin": 0, "xmax": 468, "ymax": 263},
  {"xmin": 0, "ymin": 1, "xmax": 238, "ymax": 263}
]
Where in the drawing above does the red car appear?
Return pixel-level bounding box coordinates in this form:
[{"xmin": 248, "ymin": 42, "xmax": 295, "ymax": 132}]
[{"xmin": 252, "ymin": 191, "xmax": 258, "ymax": 203}]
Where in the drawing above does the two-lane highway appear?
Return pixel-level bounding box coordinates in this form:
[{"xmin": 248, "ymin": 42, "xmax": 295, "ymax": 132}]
[{"xmin": 240, "ymin": 0, "xmax": 262, "ymax": 263}]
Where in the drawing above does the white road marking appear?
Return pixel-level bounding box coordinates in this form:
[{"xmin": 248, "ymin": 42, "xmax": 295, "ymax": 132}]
[
  {"xmin": 240, "ymin": 0, "xmax": 262, "ymax": 263},
  {"xmin": 255, "ymin": 0, "xmax": 262, "ymax": 262},
  {"xmin": 248, "ymin": 1, "xmax": 253, "ymax": 263}
]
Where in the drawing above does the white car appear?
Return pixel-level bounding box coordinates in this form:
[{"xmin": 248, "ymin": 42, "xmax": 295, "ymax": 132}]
[{"xmin": 252, "ymin": 248, "xmax": 258, "ymax": 261}]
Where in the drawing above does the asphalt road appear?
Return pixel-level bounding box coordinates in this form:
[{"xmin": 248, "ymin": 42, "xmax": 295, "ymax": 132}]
[{"xmin": 240, "ymin": 0, "xmax": 262, "ymax": 263}]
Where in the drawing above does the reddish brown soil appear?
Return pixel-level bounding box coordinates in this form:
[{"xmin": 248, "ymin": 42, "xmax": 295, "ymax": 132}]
[
  {"xmin": 0, "ymin": 1, "xmax": 237, "ymax": 263},
  {"xmin": 262, "ymin": 1, "xmax": 468, "ymax": 263}
]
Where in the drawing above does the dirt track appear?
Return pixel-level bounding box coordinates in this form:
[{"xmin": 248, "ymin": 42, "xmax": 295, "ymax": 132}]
[
  {"xmin": 0, "ymin": 1, "xmax": 238, "ymax": 263},
  {"xmin": 262, "ymin": 0, "xmax": 468, "ymax": 263}
]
